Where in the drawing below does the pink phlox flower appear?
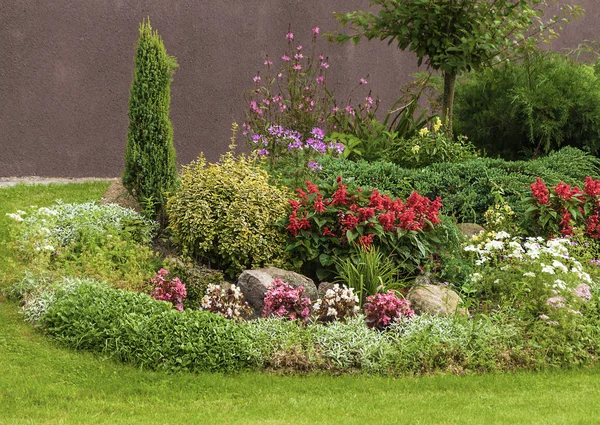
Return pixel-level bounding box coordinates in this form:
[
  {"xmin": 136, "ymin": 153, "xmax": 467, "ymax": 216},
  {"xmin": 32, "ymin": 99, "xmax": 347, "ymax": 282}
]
[
  {"xmin": 286, "ymin": 32, "xmax": 294, "ymax": 40},
  {"xmin": 282, "ymin": 55, "xmax": 291, "ymax": 62},
  {"xmin": 360, "ymin": 78, "xmax": 368, "ymax": 85},
  {"xmin": 312, "ymin": 27, "xmax": 320, "ymax": 35},
  {"xmin": 293, "ymin": 64, "xmax": 302, "ymax": 70}
]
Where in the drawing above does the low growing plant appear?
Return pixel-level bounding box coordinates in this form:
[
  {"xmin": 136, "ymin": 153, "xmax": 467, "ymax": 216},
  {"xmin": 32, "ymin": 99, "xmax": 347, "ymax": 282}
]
[
  {"xmin": 150, "ymin": 268, "xmax": 187, "ymax": 312},
  {"xmin": 364, "ymin": 291, "xmax": 414, "ymax": 330},
  {"xmin": 312, "ymin": 284, "xmax": 360, "ymax": 323},
  {"xmin": 262, "ymin": 278, "xmax": 312, "ymax": 322},
  {"xmin": 201, "ymin": 284, "xmax": 252, "ymax": 322}
]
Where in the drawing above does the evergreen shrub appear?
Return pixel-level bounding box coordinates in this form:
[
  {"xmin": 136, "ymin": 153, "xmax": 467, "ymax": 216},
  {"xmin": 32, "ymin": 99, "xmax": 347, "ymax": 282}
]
[{"xmin": 123, "ymin": 19, "xmax": 178, "ymax": 218}]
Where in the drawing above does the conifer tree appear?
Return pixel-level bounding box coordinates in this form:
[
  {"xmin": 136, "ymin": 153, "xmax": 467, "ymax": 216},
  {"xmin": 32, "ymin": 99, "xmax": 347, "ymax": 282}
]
[{"xmin": 123, "ymin": 19, "xmax": 178, "ymax": 219}]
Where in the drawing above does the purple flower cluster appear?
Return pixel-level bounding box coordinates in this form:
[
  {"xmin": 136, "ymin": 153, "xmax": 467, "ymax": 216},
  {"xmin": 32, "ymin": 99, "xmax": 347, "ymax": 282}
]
[
  {"xmin": 262, "ymin": 278, "xmax": 311, "ymax": 322},
  {"xmin": 574, "ymin": 283, "xmax": 592, "ymax": 301},
  {"xmin": 151, "ymin": 268, "xmax": 187, "ymax": 312},
  {"xmin": 364, "ymin": 291, "xmax": 414, "ymax": 330}
]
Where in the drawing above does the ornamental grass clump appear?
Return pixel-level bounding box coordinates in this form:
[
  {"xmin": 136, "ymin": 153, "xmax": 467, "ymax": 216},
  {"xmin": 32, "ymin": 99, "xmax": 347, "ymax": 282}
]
[
  {"xmin": 312, "ymin": 284, "xmax": 360, "ymax": 323},
  {"xmin": 166, "ymin": 130, "xmax": 290, "ymax": 277},
  {"xmin": 201, "ymin": 284, "xmax": 252, "ymax": 322},
  {"xmin": 364, "ymin": 291, "xmax": 414, "ymax": 330},
  {"xmin": 150, "ymin": 268, "xmax": 187, "ymax": 312},
  {"xmin": 262, "ymin": 278, "xmax": 312, "ymax": 322}
]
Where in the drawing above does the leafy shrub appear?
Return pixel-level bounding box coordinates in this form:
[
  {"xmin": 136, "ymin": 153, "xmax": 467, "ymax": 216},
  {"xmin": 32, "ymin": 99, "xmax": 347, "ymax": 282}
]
[
  {"xmin": 317, "ymin": 147, "xmax": 600, "ymax": 223},
  {"xmin": 150, "ymin": 268, "xmax": 187, "ymax": 311},
  {"xmin": 384, "ymin": 117, "xmax": 478, "ymax": 168},
  {"xmin": 364, "ymin": 291, "xmax": 414, "ymax": 330},
  {"xmin": 312, "ymin": 284, "xmax": 360, "ymax": 323},
  {"xmin": 123, "ymin": 19, "xmax": 178, "ymax": 218},
  {"xmin": 41, "ymin": 283, "xmax": 259, "ymax": 372},
  {"xmin": 454, "ymin": 51, "xmax": 600, "ymax": 160},
  {"xmin": 283, "ymin": 178, "xmax": 443, "ymax": 280},
  {"xmin": 262, "ymin": 279, "xmax": 312, "ymax": 322},
  {"xmin": 166, "ymin": 149, "xmax": 289, "ymax": 277},
  {"xmin": 200, "ymin": 284, "xmax": 252, "ymax": 322}
]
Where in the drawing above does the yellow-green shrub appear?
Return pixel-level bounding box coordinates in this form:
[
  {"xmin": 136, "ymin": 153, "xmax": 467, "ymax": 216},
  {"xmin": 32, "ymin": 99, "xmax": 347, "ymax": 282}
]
[{"xmin": 166, "ymin": 150, "xmax": 290, "ymax": 277}]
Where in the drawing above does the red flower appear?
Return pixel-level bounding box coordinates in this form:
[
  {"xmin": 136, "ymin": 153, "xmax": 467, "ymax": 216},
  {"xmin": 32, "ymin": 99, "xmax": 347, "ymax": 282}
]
[
  {"xmin": 585, "ymin": 176, "xmax": 600, "ymax": 197},
  {"xmin": 378, "ymin": 211, "xmax": 396, "ymax": 232},
  {"xmin": 554, "ymin": 182, "xmax": 581, "ymax": 200},
  {"xmin": 341, "ymin": 213, "xmax": 359, "ymax": 231},
  {"xmin": 306, "ymin": 180, "xmax": 320, "ymax": 195},
  {"xmin": 531, "ymin": 178, "xmax": 550, "ymax": 205},
  {"xmin": 322, "ymin": 226, "xmax": 336, "ymax": 237},
  {"xmin": 331, "ymin": 184, "xmax": 348, "ymax": 206},
  {"xmin": 313, "ymin": 195, "xmax": 326, "ymax": 213},
  {"xmin": 559, "ymin": 209, "xmax": 574, "ymax": 236},
  {"xmin": 358, "ymin": 207, "xmax": 375, "ymax": 222},
  {"xmin": 358, "ymin": 234, "xmax": 375, "ymax": 249}
]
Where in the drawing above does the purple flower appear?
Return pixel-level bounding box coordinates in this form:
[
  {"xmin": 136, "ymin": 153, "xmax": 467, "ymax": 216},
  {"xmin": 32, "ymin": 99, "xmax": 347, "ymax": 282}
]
[
  {"xmin": 327, "ymin": 141, "xmax": 345, "ymax": 155},
  {"xmin": 308, "ymin": 161, "xmax": 322, "ymax": 171},
  {"xmin": 311, "ymin": 127, "xmax": 325, "ymax": 140},
  {"xmin": 258, "ymin": 148, "xmax": 269, "ymax": 156},
  {"xmin": 574, "ymin": 283, "xmax": 592, "ymax": 301}
]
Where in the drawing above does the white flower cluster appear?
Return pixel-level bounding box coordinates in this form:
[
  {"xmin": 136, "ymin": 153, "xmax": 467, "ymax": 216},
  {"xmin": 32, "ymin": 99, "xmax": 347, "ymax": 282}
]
[
  {"xmin": 201, "ymin": 284, "xmax": 251, "ymax": 322},
  {"xmin": 313, "ymin": 284, "xmax": 360, "ymax": 323}
]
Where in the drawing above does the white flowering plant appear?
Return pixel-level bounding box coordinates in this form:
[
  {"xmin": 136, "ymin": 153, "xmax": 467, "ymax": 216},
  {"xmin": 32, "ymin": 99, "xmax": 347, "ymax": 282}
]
[
  {"xmin": 201, "ymin": 284, "xmax": 252, "ymax": 322},
  {"xmin": 6, "ymin": 202, "xmax": 161, "ymax": 290},
  {"xmin": 463, "ymin": 230, "xmax": 597, "ymax": 323},
  {"xmin": 312, "ymin": 284, "xmax": 360, "ymax": 323}
]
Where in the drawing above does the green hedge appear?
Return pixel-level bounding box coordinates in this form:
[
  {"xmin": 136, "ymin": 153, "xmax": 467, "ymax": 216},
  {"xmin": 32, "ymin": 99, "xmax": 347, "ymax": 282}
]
[
  {"xmin": 317, "ymin": 147, "xmax": 600, "ymax": 223},
  {"xmin": 41, "ymin": 284, "xmax": 259, "ymax": 372}
]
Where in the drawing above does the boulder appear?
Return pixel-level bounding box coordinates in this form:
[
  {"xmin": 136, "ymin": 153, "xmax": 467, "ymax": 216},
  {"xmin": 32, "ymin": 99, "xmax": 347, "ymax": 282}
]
[
  {"xmin": 237, "ymin": 267, "xmax": 318, "ymax": 317},
  {"xmin": 407, "ymin": 283, "xmax": 468, "ymax": 317},
  {"xmin": 457, "ymin": 223, "xmax": 485, "ymax": 239}
]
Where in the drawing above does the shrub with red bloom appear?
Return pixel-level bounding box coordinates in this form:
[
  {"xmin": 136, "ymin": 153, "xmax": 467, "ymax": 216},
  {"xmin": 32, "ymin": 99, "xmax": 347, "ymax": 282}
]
[
  {"xmin": 364, "ymin": 291, "xmax": 414, "ymax": 330},
  {"xmin": 151, "ymin": 268, "xmax": 187, "ymax": 312},
  {"xmin": 262, "ymin": 278, "xmax": 311, "ymax": 322},
  {"xmin": 281, "ymin": 177, "xmax": 444, "ymax": 279},
  {"xmin": 526, "ymin": 176, "xmax": 600, "ymax": 238}
]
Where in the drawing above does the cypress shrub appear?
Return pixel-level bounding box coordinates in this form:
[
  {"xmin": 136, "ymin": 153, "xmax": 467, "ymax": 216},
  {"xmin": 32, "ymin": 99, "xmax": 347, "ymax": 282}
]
[{"xmin": 123, "ymin": 19, "xmax": 178, "ymax": 219}]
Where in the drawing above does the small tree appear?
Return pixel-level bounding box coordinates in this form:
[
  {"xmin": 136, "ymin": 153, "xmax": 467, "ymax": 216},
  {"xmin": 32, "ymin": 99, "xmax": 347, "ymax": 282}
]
[
  {"xmin": 332, "ymin": 0, "xmax": 582, "ymax": 135},
  {"xmin": 123, "ymin": 19, "xmax": 178, "ymax": 219}
]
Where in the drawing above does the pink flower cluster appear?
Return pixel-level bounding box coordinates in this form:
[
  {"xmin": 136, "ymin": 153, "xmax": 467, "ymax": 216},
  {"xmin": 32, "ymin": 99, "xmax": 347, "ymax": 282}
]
[
  {"xmin": 151, "ymin": 268, "xmax": 187, "ymax": 312},
  {"xmin": 574, "ymin": 283, "xmax": 592, "ymax": 301},
  {"xmin": 364, "ymin": 291, "xmax": 414, "ymax": 330},
  {"xmin": 262, "ymin": 278, "xmax": 311, "ymax": 322}
]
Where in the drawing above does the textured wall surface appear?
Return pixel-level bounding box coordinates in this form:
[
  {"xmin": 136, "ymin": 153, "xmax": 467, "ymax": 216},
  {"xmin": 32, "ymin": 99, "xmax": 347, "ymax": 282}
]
[{"xmin": 1, "ymin": 0, "xmax": 597, "ymax": 177}]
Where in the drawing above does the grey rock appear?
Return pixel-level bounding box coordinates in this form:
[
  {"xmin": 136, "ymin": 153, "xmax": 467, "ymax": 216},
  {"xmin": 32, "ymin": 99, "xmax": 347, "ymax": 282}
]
[
  {"xmin": 407, "ymin": 283, "xmax": 468, "ymax": 317},
  {"xmin": 457, "ymin": 223, "xmax": 485, "ymax": 239},
  {"xmin": 237, "ymin": 267, "xmax": 317, "ymax": 317}
]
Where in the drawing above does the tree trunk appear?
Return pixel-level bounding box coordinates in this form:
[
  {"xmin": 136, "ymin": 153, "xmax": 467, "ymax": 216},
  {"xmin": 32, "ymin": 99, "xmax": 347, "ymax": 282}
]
[{"xmin": 441, "ymin": 71, "xmax": 457, "ymax": 137}]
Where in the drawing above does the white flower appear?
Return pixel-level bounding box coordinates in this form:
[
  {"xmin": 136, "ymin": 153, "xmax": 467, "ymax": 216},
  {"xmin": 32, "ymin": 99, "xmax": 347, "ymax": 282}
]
[
  {"xmin": 471, "ymin": 273, "xmax": 483, "ymax": 283},
  {"xmin": 327, "ymin": 307, "xmax": 338, "ymax": 317},
  {"xmin": 552, "ymin": 260, "xmax": 568, "ymax": 273},
  {"xmin": 6, "ymin": 213, "xmax": 23, "ymax": 222},
  {"xmin": 553, "ymin": 279, "xmax": 566, "ymax": 290},
  {"xmin": 495, "ymin": 231, "xmax": 511, "ymax": 240},
  {"xmin": 540, "ymin": 264, "xmax": 555, "ymax": 275},
  {"xmin": 523, "ymin": 272, "xmax": 536, "ymax": 278}
]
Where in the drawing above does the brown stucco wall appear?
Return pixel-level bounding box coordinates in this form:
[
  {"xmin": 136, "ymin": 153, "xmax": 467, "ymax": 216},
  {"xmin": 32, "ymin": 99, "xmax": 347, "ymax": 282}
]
[{"xmin": 1, "ymin": 0, "xmax": 597, "ymax": 177}]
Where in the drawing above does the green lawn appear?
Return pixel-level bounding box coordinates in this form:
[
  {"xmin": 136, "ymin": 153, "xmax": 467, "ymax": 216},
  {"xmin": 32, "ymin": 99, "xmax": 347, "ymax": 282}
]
[{"xmin": 2, "ymin": 183, "xmax": 600, "ymax": 424}]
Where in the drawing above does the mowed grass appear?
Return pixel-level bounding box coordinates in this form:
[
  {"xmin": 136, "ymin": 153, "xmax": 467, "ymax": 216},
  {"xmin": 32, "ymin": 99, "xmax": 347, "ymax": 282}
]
[{"xmin": 1, "ymin": 183, "xmax": 600, "ymax": 425}]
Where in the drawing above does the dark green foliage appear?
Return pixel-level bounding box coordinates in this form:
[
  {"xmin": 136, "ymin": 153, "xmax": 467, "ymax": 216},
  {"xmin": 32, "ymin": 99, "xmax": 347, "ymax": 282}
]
[
  {"xmin": 161, "ymin": 257, "xmax": 225, "ymax": 310},
  {"xmin": 123, "ymin": 19, "xmax": 178, "ymax": 218},
  {"xmin": 454, "ymin": 51, "xmax": 600, "ymax": 160},
  {"xmin": 318, "ymin": 147, "xmax": 600, "ymax": 223},
  {"xmin": 41, "ymin": 284, "xmax": 258, "ymax": 372}
]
